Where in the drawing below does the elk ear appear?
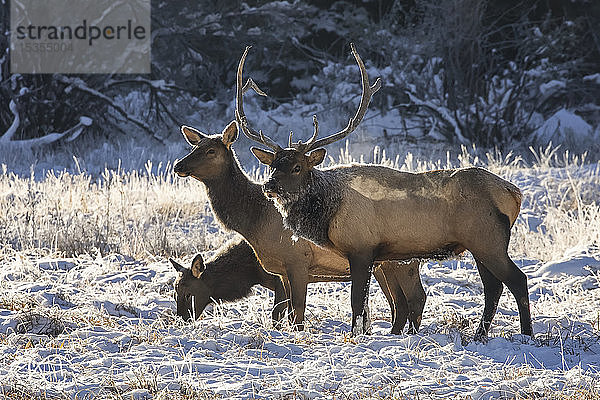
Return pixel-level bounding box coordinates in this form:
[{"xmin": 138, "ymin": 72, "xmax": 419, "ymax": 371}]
[
  {"xmin": 181, "ymin": 126, "xmax": 207, "ymax": 146},
  {"xmin": 307, "ymin": 148, "xmax": 326, "ymax": 168},
  {"xmin": 191, "ymin": 254, "xmax": 205, "ymax": 277},
  {"xmin": 169, "ymin": 258, "xmax": 189, "ymax": 273},
  {"xmin": 251, "ymin": 147, "xmax": 275, "ymax": 166},
  {"xmin": 221, "ymin": 121, "xmax": 238, "ymax": 148}
]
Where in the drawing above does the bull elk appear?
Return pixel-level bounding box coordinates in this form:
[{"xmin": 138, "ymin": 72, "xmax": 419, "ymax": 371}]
[
  {"xmin": 173, "ymin": 92, "xmax": 427, "ymax": 333},
  {"xmin": 241, "ymin": 43, "xmax": 532, "ymax": 338}
]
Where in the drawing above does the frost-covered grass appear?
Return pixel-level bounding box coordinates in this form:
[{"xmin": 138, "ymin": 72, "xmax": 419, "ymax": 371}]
[
  {"xmin": 0, "ymin": 161, "xmax": 233, "ymax": 259},
  {"xmin": 1, "ymin": 144, "xmax": 600, "ymax": 399}
]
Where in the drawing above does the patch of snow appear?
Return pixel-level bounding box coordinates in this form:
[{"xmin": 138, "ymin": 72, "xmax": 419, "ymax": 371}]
[
  {"xmin": 583, "ymin": 73, "xmax": 600, "ymax": 85},
  {"xmin": 539, "ymin": 80, "xmax": 566, "ymax": 97},
  {"xmin": 4, "ymin": 249, "xmax": 599, "ymax": 398},
  {"xmin": 531, "ymin": 109, "xmax": 595, "ymax": 153},
  {"xmin": 533, "ymin": 247, "xmax": 600, "ymax": 278}
]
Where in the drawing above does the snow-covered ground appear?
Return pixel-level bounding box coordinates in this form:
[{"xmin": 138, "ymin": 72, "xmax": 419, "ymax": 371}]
[{"xmin": 1, "ymin": 144, "xmax": 600, "ymax": 399}]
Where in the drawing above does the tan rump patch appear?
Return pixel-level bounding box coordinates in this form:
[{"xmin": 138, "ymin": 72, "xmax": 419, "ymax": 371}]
[{"xmin": 349, "ymin": 177, "xmax": 408, "ymax": 201}]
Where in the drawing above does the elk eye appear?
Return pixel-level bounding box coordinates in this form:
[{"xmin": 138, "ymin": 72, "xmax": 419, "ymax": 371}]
[
  {"xmin": 206, "ymin": 149, "xmax": 215, "ymax": 155},
  {"xmin": 292, "ymin": 165, "xmax": 301, "ymax": 174}
]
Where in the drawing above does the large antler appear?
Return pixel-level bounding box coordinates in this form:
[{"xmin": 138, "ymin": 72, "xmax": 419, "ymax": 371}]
[
  {"xmin": 235, "ymin": 46, "xmax": 282, "ymax": 151},
  {"xmin": 294, "ymin": 43, "xmax": 381, "ymax": 153}
]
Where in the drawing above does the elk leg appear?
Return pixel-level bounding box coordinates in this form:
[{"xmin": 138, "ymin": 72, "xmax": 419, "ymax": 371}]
[
  {"xmin": 287, "ymin": 271, "xmax": 308, "ymax": 331},
  {"xmin": 271, "ymin": 275, "xmax": 290, "ymax": 326},
  {"xmin": 375, "ymin": 263, "xmax": 409, "ymax": 334},
  {"xmin": 468, "ymin": 212, "xmax": 533, "ymax": 338},
  {"xmin": 474, "ymin": 259, "xmax": 504, "ymax": 340},
  {"xmin": 389, "ymin": 272, "xmax": 409, "ymax": 334},
  {"xmin": 470, "ymin": 249, "xmax": 532, "ymax": 338},
  {"xmin": 499, "ymin": 257, "xmax": 532, "ymax": 337},
  {"xmin": 349, "ymin": 253, "xmax": 373, "ymax": 336},
  {"xmin": 476, "ymin": 254, "xmax": 532, "ymax": 337},
  {"xmin": 373, "ymin": 266, "xmax": 400, "ymax": 330},
  {"xmin": 396, "ymin": 260, "xmax": 426, "ymax": 334},
  {"xmin": 377, "ymin": 261, "xmax": 426, "ymax": 334}
]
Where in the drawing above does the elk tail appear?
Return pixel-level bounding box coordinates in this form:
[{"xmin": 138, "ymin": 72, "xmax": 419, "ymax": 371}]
[{"xmin": 504, "ymin": 183, "xmax": 522, "ymax": 227}]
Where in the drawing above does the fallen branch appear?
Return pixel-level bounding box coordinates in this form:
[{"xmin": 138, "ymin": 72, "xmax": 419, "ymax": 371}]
[
  {"xmin": 104, "ymin": 77, "xmax": 194, "ymax": 94},
  {"xmin": 1, "ymin": 99, "xmax": 92, "ymax": 146},
  {"xmin": 0, "ymin": 100, "xmax": 20, "ymax": 142},
  {"xmin": 57, "ymin": 75, "xmax": 166, "ymax": 144}
]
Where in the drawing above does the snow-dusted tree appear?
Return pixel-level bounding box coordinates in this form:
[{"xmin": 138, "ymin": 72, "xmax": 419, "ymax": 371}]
[
  {"xmin": 1, "ymin": 0, "xmax": 598, "ymax": 146},
  {"xmin": 390, "ymin": 0, "xmax": 600, "ymax": 145}
]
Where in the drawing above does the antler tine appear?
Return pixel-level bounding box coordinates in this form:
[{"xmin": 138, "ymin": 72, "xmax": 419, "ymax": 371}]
[
  {"xmin": 242, "ymin": 77, "xmax": 267, "ymax": 96},
  {"xmin": 303, "ymin": 115, "xmax": 319, "ymax": 147},
  {"xmin": 289, "ymin": 116, "xmax": 318, "ymax": 150},
  {"xmin": 235, "ymin": 46, "xmax": 281, "ymax": 151},
  {"xmin": 302, "ymin": 43, "xmax": 381, "ymax": 153}
]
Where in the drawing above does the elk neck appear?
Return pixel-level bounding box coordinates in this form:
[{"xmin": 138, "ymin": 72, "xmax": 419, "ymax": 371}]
[
  {"xmin": 282, "ymin": 169, "xmax": 344, "ymax": 248},
  {"xmin": 200, "ymin": 153, "xmax": 271, "ymax": 238}
]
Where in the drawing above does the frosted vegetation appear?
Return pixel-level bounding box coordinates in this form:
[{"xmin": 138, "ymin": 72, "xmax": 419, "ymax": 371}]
[
  {"xmin": 1, "ymin": 0, "xmax": 599, "ymax": 397},
  {"xmin": 1, "ymin": 143, "xmax": 599, "ymax": 399}
]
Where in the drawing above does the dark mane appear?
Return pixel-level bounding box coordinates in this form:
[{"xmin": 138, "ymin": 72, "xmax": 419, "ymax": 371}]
[{"xmin": 282, "ymin": 169, "xmax": 344, "ymax": 248}]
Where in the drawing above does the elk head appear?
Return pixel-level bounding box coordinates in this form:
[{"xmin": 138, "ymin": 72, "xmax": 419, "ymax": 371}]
[
  {"xmin": 173, "ymin": 121, "xmax": 239, "ymax": 181},
  {"xmin": 173, "ymin": 61, "xmax": 267, "ymax": 181},
  {"xmin": 170, "ymin": 255, "xmax": 210, "ymax": 321},
  {"xmin": 237, "ymin": 43, "xmax": 381, "ymax": 202}
]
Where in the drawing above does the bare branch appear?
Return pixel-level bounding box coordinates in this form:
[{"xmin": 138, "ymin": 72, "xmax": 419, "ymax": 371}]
[
  {"xmin": 57, "ymin": 75, "xmax": 166, "ymax": 144},
  {"xmin": 404, "ymin": 89, "xmax": 469, "ymax": 144}
]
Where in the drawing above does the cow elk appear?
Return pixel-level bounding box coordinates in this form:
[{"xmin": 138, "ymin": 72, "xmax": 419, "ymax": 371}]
[{"xmin": 240, "ymin": 43, "xmax": 532, "ymax": 338}]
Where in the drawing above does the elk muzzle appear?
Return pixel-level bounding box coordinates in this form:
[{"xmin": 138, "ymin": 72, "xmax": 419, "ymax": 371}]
[
  {"xmin": 262, "ymin": 179, "xmax": 280, "ymax": 199},
  {"xmin": 173, "ymin": 161, "xmax": 189, "ymax": 177}
]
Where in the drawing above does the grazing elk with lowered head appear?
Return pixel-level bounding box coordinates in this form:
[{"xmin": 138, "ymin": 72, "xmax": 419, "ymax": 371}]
[
  {"xmin": 170, "ymin": 238, "xmax": 283, "ymax": 321},
  {"xmin": 172, "ymin": 63, "xmax": 427, "ymax": 333},
  {"xmin": 241, "ymin": 43, "xmax": 532, "ymax": 338}
]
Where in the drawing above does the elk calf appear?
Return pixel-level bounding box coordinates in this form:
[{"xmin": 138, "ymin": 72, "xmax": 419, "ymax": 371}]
[
  {"xmin": 170, "ymin": 238, "xmax": 284, "ymax": 321},
  {"xmin": 241, "ymin": 44, "xmax": 532, "ymax": 338}
]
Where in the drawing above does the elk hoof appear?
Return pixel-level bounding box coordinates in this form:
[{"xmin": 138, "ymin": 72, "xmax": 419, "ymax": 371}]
[
  {"xmin": 473, "ymin": 330, "xmax": 489, "ymax": 343},
  {"xmin": 351, "ymin": 315, "xmax": 372, "ymax": 336},
  {"xmin": 390, "ymin": 326, "xmax": 403, "ymax": 335}
]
